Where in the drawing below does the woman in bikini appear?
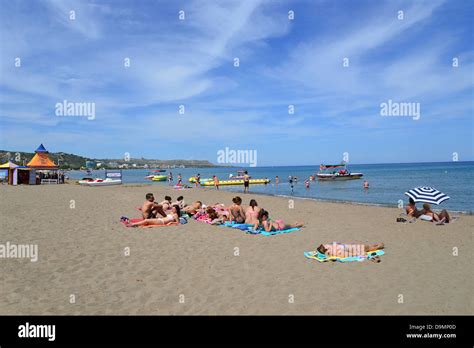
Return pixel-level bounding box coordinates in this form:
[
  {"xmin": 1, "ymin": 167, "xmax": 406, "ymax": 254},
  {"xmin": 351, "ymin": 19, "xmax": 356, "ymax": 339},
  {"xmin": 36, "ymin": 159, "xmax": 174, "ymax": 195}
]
[
  {"xmin": 229, "ymin": 196, "xmax": 246, "ymax": 223},
  {"xmin": 405, "ymin": 198, "xmax": 422, "ymax": 218},
  {"xmin": 420, "ymin": 203, "xmax": 450, "ymax": 224},
  {"xmin": 127, "ymin": 205, "xmax": 181, "ymax": 227},
  {"xmin": 317, "ymin": 242, "xmax": 385, "ymax": 263},
  {"xmin": 254, "ymin": 209, "xmax": 303, "ymax": 232},
  {"xmin": 245, "ymin": 199, "xmax": 261, "ymax": 225}
]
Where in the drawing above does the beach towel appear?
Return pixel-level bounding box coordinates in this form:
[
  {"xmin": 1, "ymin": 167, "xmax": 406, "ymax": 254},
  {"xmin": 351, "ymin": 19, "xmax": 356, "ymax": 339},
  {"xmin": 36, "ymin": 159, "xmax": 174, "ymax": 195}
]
[
  {"xmin": 222, "ymin": 222, "xmax": 254, "ymax": 230},
  {"xmin": 258, "ymin": 227, "xmax": 300, "ymax": 236},
  {"xmin": 304, "ymin": 249, "xmax": 385, "ymax": 263},
  {"xmin": 220, "ymin": 221, "xmax": 301, "ymax": 235},
  {"xmin": 120, "ymin": 217, "xmax": 178, "ymax": 228}
]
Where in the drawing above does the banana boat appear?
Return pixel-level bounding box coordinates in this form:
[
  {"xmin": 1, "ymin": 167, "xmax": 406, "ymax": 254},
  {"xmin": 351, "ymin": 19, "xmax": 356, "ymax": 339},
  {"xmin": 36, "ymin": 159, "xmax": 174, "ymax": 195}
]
[{"xmin": 201, "ymin": 178, "xmax": 270, "ymax": 186}]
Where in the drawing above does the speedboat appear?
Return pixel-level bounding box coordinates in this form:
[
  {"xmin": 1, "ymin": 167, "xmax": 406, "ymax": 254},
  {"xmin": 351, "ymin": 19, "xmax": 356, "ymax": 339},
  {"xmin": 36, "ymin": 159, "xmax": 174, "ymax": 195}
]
[
  {"xmin": 316, "ymin": 163, "xmax": 363, "ymax": 181},
  {"xmin": 229, "ymin": 170, "xmax": 251, "ymax": 180},
  {"xmin": 145, "ymin": 170, "xmax": 167, "ymax": 179},
  {"xmin": 77, "ymin": 177, "xmax": 94, "ymax": 184}
]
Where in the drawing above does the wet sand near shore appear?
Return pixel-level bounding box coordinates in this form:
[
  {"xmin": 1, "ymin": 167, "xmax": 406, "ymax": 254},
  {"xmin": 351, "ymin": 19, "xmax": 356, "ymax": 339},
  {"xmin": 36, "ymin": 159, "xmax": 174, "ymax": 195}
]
[{"xmin": 0, "ymin": 183, "xmax": 472, "ymax": 315}]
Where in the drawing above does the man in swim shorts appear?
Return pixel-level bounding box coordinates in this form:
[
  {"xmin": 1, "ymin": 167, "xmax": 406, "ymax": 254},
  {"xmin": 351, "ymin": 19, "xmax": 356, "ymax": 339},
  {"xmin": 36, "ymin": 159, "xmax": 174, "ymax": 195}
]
[
  {"xmin": 243, "ymin": 171, "xmax": 250, "ymax": 193},
  {"xmin": 141, "ymin": 193, "xmax": 168, "ymax": 219}
]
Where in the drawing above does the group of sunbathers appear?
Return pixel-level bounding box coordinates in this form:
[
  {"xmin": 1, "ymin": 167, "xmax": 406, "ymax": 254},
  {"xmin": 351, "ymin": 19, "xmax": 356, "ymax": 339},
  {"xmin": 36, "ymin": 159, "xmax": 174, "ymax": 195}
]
[
  {"xmin": 405, "ymin": 198, "xmax": 451, "ymax": 224},
  {"xmin": 126, "ymin": 193, "xmax": 304, "ymax": 231},
  {"xmin": 193, "ymin": 196, "xmax": 304, "ymax": 232},
  {"xmin": 124, "ymin": 193, "xmax": 388, "ymax": 263}
]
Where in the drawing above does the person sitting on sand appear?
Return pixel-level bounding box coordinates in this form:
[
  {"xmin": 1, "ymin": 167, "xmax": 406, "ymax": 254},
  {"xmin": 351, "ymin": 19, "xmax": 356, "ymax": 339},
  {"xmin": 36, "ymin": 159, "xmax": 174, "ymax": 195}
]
[
  {"xmin": 229, "ymin": 196, "xmax": 246, "ymax": 223},
  {"xmin": 254, "ymin": 209, "xmax": 303, "ymax": 232},
  {"xmin": 141, "ymin": 193, "xmax": 168, "ymax": 219},
  {"xmin": 317, "ymin": 242, "xmax": 384, "ymax": 263},
  {"xmin": 128, "ymin": 205, "xmax": 181, "ymax": 227},
  {"xmin": 405, "ymin": 198, "xmax": 422, "ymax": 218},
  {"xmin": 420, "ymin": 203, "xmax": 450, "ymax": 224},
  {"xmin": 183, "ymin": 201, "xmax": 202, "ymax": 215},
  {"xmin": 245, "ymin": 199, "xmax": 261, "ymax": 225}
]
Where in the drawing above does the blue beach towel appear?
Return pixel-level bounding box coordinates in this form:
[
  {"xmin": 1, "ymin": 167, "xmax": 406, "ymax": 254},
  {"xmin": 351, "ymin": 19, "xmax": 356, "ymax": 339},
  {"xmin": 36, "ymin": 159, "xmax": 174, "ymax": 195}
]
[
  {"xmin": 220, "ymin": 221, "xmax": 301, "ymax": 236},
  {"xmin": 259, "ymin": 227, "xmax": 300, "ymax": 236}
]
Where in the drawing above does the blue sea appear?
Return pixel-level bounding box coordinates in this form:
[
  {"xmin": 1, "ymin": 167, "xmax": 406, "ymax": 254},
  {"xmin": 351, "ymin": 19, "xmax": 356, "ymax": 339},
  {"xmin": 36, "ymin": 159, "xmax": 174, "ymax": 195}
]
[{"xmin": 67, "ymin": 162, "xmax": 474, "ymax": 213}]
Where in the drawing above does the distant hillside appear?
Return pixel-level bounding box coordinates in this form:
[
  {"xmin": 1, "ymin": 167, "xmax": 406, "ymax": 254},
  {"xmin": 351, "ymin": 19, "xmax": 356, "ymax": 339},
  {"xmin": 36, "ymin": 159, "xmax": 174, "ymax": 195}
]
[{"xmin": 0, "ymin": 150, "xmax": 217, "ymax": 169}]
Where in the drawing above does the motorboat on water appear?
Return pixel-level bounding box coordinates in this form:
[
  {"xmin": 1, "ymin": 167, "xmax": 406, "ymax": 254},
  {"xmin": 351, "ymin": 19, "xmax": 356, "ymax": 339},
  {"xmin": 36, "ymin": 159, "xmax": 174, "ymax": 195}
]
[
  {"xmin": 145, "ymin": 169, "xmax": 167, "ymax": 179},
  {"xmin": 228, "ymin": 170, "xmax": 251, "ymax": 180},
  {"xmin": 316, "ymin": 163, "xmax": 363, "ymax": 181}
]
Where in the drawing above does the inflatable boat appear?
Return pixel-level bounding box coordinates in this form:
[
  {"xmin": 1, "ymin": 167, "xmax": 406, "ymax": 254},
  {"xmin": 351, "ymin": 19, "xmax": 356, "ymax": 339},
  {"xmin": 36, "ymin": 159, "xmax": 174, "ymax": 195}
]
[
  {"xmin": 151, "ymin": 175, "xmax": 167, "ymax": 181},
  {"xmin": 201, "ymin": 178, "xmax": 270, "ymax": 186},
  {"xmin": 188, "ymin": 177, "xmax": 213, "ymax": 183}
]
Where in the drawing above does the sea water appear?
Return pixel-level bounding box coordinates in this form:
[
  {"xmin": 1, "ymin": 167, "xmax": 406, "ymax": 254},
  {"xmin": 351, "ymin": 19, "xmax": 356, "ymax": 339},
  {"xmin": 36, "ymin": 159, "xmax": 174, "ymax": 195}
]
[{"xmin": 68, "ymin": 162, "xmax": 474, "ymax": 213}]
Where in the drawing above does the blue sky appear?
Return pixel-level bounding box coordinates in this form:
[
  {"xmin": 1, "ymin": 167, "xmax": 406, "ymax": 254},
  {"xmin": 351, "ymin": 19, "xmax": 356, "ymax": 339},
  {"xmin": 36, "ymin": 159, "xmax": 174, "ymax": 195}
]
[{"xmin": 0, "ymin": 0, "xmax": 473, "ymax": 165}]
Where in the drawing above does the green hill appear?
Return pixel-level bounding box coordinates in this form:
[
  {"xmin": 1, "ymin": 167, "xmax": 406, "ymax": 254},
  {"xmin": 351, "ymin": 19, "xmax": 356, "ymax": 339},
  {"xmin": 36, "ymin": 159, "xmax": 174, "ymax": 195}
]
[{"xmin": 0, "ymin": 150, "xmax": 217, "ymax": 169}]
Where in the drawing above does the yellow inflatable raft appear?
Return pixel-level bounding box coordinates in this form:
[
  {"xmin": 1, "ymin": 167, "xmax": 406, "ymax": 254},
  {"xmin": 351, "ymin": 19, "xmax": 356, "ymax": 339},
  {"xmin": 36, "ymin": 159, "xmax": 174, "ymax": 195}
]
[
  {"xmin": 201, "ymin": 179, "xmax": 270, "ymax": 186},
  {"xmin": 151, "ymin": 175, "xmax": 167, "ymax": 181},
  {"xmin": 188, "ymin": 177, "xmax": 213, "ymax": 183}
]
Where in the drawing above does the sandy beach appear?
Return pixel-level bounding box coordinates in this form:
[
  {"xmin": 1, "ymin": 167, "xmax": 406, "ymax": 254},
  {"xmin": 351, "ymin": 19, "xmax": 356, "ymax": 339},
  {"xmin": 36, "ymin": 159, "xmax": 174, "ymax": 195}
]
[{"xmin": 0, "ymin": 183, "xmax": 472, "ymax": 315}]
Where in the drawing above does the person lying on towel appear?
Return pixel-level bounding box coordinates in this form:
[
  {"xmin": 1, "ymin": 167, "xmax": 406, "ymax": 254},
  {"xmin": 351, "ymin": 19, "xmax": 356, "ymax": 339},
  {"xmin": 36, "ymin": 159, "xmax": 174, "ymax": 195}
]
[
  {"xmin": 254, "ymin": 209, "xmax": 304, "ymax": 232},
  {"xmin": 183, "ymin": 201, "xmax": 202, "ymax": 216},
  {"xmin": 317, "ymin": 242, "xmax": 385, "ymax": 263},
  {"xmin": 128, "ymin": 205, "xmax": 181, "ymax": 227}
]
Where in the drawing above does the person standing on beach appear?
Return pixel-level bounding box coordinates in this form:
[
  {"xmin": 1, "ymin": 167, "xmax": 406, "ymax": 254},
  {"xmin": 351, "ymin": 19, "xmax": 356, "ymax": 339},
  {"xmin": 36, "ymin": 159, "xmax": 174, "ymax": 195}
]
[
  {"xmin": 243, "ymin": 171, "xmax": 250, "ymax": 193},
  {"xmin": 195, "ymin": 173, "xmax": 201, "ymax": 187},
  {"xmin": 168, "ymin": 171, "xmax": 173, "ymax": 184},
  {"xmin": 177, "ymin": 173, "xmax": 182, "ymax": 186},
  {"xmin": 275, "ymin": 176, "xmax": 279, "ymax": 185},
  {"xmin": 213, "ymin": 175, "xmax": 219, "ymax": 190}
]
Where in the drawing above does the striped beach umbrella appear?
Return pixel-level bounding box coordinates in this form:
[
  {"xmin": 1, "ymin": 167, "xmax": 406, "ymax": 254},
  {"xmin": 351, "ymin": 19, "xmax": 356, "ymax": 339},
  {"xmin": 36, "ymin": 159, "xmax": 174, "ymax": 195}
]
[{"xmin": 404, "ymin": 186, "xmax": 450, "ymax": 205}]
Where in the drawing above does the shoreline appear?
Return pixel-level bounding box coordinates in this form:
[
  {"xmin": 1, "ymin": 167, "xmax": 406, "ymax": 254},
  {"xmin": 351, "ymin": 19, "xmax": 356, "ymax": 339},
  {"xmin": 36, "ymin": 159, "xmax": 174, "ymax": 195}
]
[{"xmin": 70, "ymin": 181, "xmax": 473, "ymax": 215}]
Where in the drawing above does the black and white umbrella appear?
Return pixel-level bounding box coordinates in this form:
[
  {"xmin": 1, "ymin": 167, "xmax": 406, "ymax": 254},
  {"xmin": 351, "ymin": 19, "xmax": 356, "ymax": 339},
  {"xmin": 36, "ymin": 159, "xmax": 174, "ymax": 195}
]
[{"xmin": 404, "ymin": 186, "xmax": 450, "ymax": 205}]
